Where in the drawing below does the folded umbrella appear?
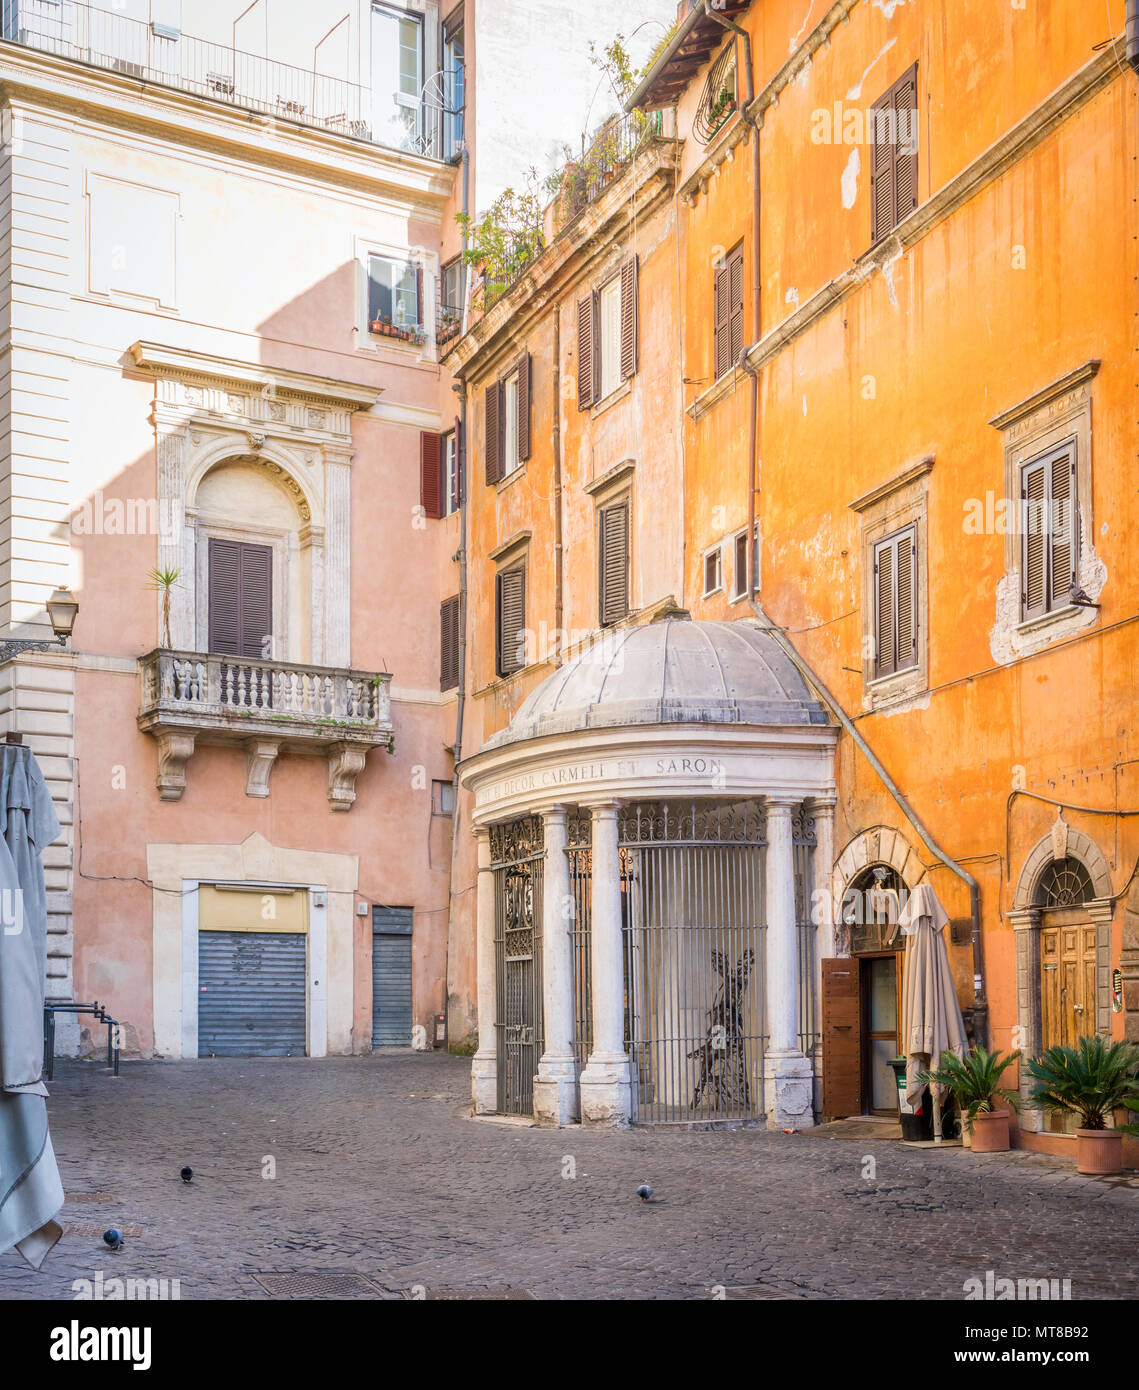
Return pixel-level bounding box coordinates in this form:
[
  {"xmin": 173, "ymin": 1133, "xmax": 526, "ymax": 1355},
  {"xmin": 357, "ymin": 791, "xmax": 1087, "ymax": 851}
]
[
  {"xmin": 899, "ymin": 882, "xmax": 968, "ymax": 1135},
  {"xmin": 0, "ymin": 743, "xmax": 64, "ymax": 1268}
]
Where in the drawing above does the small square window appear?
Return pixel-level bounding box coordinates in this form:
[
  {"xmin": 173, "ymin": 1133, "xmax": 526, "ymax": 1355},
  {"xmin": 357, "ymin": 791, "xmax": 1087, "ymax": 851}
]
[
  {"xmin": 432, "ymin": 779, "xmax": 455, "ymax": 815},
  {"xmin": 703, "ymin": 547, "xmax": 723, "ymax": 597},
  {"xmin": 368, "ymin": 254, "xmax": 419, "ymax": 331}
]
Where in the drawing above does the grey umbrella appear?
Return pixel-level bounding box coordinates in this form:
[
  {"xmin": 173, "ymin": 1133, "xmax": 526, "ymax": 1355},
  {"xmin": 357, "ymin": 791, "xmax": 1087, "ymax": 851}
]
[{"xmin": 0, "ymin": 743, "xmax": 64, "ymax": 1268}]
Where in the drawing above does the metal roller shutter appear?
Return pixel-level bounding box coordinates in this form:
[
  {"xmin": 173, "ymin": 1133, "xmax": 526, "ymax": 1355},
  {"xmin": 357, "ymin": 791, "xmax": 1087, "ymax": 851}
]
[
  {"xmin": 372, "ymin": 907, "xmax": 413, "ymax": 1048},
  {"xmin": 198, "ymin": 930, "xmax": 307, "ymax": 1057}
]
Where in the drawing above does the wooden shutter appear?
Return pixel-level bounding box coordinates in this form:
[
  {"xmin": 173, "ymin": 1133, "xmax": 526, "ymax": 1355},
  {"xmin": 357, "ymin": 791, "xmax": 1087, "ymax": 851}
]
[
  {"xmin": 821, "ymin": 959, "xmax": 862, "ymax": 1120},
  {"xmin": 598, "ymin": 500, "xmax": 630, "ymax": 626},
  {"xmin": 1049, "ymin": 448, "xmax": 1076, "ymax": 608},
  {"xmin": 870, "ymin": 87, "xmax": 895, "ymax": 242},
  {"xmin": 420, "ymin": 430, "xmax": 442, "ymax": 519},
  {"xmin": 873, "ymin": 536, "xmax": 896, "ymax": 677},
  {"xmin": 895, "ymin": 528, "xmax": 916, "ymax": 668},
  {"xmin": 728, "ymin": 247, "xmax": 744, "ymax": 365},
  {"xmin": 1021, "ymin": 459, "xmax": 1048, "ymax": 619},
  {"xmin": 893, "ymin": 66, "xmax": 919, "ymax": 222},
  {"xmin": 713, "ymin": 259, "xmax": 731, "ymax": 379},
  {"xmin": 577, "ymin": 292, "xmax": 597, "ymax": 409},
  {"xmin": 209, "ymin": 538, "xmax": 272, "ymax": 659},
  {"xmin": 440, "ymin": 595, "xmax": 460, "ymax": 692},
  {"xmin": 496, "ymin": 566, "xmax": 526, "ymax": 677},
  {"xmin": 484, "ymin": 381, "xmax": 501, "ymax": 486},
  {"xmin": 619, "ymin": 255, "xmax": 638, "ymax": 381},
  {"xmin": 516, "ymin": 351, "xmax": 532, "ymax": 462}
]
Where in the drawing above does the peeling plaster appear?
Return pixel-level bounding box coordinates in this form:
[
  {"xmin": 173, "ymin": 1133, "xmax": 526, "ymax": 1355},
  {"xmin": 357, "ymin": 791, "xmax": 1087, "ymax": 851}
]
[
  {"xmin": 872, "ymin": 0, "xmax": 910, "ymax": 20},
  {"xmin": 841, "ymin": 147, "xmax": 861, "ymax": 209},
  {"xmin": 802, "ymin": 395, "xmax": 808, "ymax": 416},
  {"xmin": 878, "ymin": 243, "xmax": 904, "ymax": 307},
  {"xmin": 878, "ymin": 688, "xmax": 932, "ymax": 718},
  {"xmin": 846, "ymin": 37, "xmax": 897, "ymax": 101},
  {"xmin": 796, "ymin": 56, "xmax": 813, "ymax": 88},
  {"xmin": 791, "ymin": 0, "xmax": 819, "ymax": 53},
  {"xmin": 785, "ymin": 286, "xmax": 800, "ymax": 309},
  {"xmin": 989, "ymin": 508, "xmax": 1108, "ymax": 665}
]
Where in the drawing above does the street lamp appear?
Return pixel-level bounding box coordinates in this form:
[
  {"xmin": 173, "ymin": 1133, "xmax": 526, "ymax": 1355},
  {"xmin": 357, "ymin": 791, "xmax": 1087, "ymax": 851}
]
[{"xmin": 0, "ymin": 587, "xmax": 79, "ymax": 663}]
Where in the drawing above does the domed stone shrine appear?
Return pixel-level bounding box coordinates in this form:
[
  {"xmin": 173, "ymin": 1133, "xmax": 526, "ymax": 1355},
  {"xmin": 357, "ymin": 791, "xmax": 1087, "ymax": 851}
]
[{"xmin": 459, "ymin": 618, "xmax": 839, "ymax": 1129}]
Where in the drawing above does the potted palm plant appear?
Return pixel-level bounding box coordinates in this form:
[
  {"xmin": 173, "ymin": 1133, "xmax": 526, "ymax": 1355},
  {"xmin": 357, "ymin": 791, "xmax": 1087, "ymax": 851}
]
[
  {"xmin": 922, "ymin": 1046, "xmax": 1021, "ymax": 1152},
  {"xmin": 1026, "ymin": 1036, "xmax": 1139, "ymax": 1174}
]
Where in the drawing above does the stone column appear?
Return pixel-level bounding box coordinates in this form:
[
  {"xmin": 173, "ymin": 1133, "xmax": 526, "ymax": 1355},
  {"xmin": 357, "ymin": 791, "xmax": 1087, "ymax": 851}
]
[
  {"xmin": 533, "ymin": 805, "xmax": 578, "ymax": 1125},
  {"xmin": 579, "ymin": 802, "xmax": 633, "ymax": 1125},
  {"xmin": 1009, "ymin": 906, "xmax": 1041, "ymax": 1132},
  {"xmin": 471, "ymin": 828, "xmax": 498, "ymax": 1114},
  {"xmin": 764, "ymin": 799, "xmax": 815, "ymax": 1130}
]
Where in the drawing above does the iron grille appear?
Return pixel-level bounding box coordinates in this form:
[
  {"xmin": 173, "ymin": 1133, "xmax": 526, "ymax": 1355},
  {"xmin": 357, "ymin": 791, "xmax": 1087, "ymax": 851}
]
[
  {"xmin": 491, "ymin": 816, "xmax": 545, "ymax": 1116},
  {"xmin": 793, "ymin": 807, "xmax": 819, "ymax": 1056}
]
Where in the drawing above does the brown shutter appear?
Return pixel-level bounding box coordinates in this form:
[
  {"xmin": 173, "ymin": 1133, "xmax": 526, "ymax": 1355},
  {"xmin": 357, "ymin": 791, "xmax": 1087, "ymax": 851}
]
[
  {"xmin": 420, "ymin": 430, "xmax": 442, "ymax": 519},
  {"xmin": 728, "ymin": 246, "xmax": 744, "ymax": 366},
  {"xmin": 1021, "ymin": 459, "xmax": 1048, "ymax": 619},
  {"xmin": 893, "ymin": 66, "xmax": 919, "ymax": 221},
  {"xmin": 209, "ymin": 538, "xmax": 272, "ymax": 658},
  {"xmin": 440, "ymin": 595, "xmax": 460, "ymax": 692},
  {"xmin": 516, "ymin": 351, "xmax": 532, "ymax": 462},
  {"xmin": 895, "ymin": 528, "xmax": 916, "ymax": 667},
  {"xmin": 208, "ymin": 537, "xmax": 240, "ymax": 654},
  {"xmin": 598, "ymin": 501, "xmax": 630, "ymax": 626},
  {"xmin": 821, "ymin": 958, "xmax": 862, "ymax": 1121},
  {"xmin": 870, "ymin": 89, "xmax": 895, "ymax": 241},
  {"xmin": 1049, "ymin": 448, "xmax": 1076, "ymax": 609},
  {"xmin": 620, "ymin": 255, "xmax": 638, "ymax": 381},
  {"xmin": 713, "ymin": 259, "xmax": 730, "ymax": 379},
  {"xmin": 577, "ymin": 293, "xmax": 596, "ymax": 409},
  {"xmin": 496, "ymin": 566, "xmax": 526, "ymax": 677},
  {"xmin": 484, "ymin": 381, "xmax": 500, "ymax": 486},
  {"xmin": 873, "ymin": 536, "xmax": 895, "ymax": 677}
]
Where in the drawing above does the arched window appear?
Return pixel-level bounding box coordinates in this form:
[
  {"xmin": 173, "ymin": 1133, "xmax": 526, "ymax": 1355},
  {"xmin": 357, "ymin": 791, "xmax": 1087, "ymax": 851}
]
[
  {"xmin": 1034, "ymin": 857, "xmax": 1095, "ymax": 909},
  {"xmin": 843, "ymin": 863, "xmax": 907, "ymax": 953}
]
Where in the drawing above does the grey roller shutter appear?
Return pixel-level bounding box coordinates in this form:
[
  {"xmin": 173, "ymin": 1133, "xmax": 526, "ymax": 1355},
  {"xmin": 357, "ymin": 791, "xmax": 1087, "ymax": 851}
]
[
  {"xmin": 198, "ymin": 931, "xmax": 306, "ymax": 1057},
  {"xmin": 372, "ymin": 906, "xmax": 413, "ymax": 1048}
]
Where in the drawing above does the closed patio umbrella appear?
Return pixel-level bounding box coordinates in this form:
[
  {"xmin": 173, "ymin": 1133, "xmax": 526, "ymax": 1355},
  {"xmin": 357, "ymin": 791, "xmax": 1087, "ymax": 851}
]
[
  {"xmin": 899, "ymin": 882, "xmax": 968, "ymax": 1142},
  {"xmin": 0, "ymin": 742, "xmax": 64, "ymax": 1268}
]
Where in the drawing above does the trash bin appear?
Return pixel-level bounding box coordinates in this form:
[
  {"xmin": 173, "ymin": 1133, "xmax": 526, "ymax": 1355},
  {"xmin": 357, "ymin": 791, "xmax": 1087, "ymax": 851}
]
[{"xmin": 890, "ymin": 1057, "xmax": 933, "ymax": 1141}]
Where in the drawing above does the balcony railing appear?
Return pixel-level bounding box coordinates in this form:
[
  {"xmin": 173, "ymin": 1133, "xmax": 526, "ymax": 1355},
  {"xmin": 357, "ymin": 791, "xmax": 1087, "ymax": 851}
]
[
  {"xmin": 2, "ymin": 0, "xmax": 461, "ymax": 160},
  {"xmin": 137, "ymin": 649, "xmax": 393, "ymax": 809}
]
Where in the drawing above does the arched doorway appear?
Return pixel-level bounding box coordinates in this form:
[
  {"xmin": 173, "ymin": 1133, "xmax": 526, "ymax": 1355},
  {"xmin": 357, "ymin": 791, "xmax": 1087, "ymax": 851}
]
[{"xmin": 845, "ymin": 863, "xmax": 907, "ymax": 1116}]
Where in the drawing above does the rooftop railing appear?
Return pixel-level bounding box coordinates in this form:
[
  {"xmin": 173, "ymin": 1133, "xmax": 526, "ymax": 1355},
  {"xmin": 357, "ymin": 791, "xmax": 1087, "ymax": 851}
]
[{"xmin": 1, "ymin": 0, "xmax": 460, "ymax": 160}]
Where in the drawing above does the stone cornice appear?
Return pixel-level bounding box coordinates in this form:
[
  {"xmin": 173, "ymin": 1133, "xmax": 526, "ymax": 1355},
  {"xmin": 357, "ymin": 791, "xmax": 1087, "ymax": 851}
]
[
  {"xmin": 0, "ymin": 41, "xmax": 455, "ymax": 208},
  {"xmin": 687, "ymin": 41, "xmax": 1125, "ymax": 421},
  {"xmin": 848, "ymin": 457, "xmax": 935, "ymax": 514},
  {"xmin": 441, "ymin": 141, "xmax": 680, "ymax": 383},
  {"xmin": 128, "ymin": 341, "xmax": 381, "ymax": 412},
  {"xmin": 988, "ymin": 360, "xmax": 1101, "ymax": 432}
]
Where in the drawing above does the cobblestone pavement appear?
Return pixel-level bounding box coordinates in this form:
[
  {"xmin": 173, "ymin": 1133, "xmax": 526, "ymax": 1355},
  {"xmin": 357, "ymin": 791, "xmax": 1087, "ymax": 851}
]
[{"xmin": 2, "ymin": 1053, "xmax": 1136, "ymax": 1301}]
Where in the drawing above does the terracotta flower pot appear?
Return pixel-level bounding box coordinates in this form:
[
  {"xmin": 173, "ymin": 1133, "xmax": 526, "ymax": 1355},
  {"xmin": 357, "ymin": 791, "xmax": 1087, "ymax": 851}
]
[
  {"xmin": 1075, "ymin": 1128, "xmax": 1123, "ymax": 1175},
  {"xmin": 970, "ymin": 1109, "xmax": 1010, "ymax": 1153}
]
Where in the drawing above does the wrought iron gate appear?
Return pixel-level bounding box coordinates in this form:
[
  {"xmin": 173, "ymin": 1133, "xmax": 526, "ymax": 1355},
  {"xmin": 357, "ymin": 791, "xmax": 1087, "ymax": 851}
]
[
  {"xmin": 793, "ymin": 807, "xmax": 819, "ymax": 1057},
  {"xmin": 491, "ymin": 815, "xmax": 544, "ymax": 1116}
]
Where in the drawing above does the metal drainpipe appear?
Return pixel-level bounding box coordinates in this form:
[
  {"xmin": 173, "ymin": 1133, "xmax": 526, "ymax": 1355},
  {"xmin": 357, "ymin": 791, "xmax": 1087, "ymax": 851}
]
[
  {"xmin": 553, "ymin": 305, "xmax": 564, "ymax": 656},
  {"xmin": 709, "ymin": 4, "xmax": 990, "ymax": 1036},
  {"xmin": 444, "ymin": 144, "xmax": 472, "ymax": 1050},
  {"xmin": 1128, "ymin": 0, "xmax": 1139, "ymax": 73}
]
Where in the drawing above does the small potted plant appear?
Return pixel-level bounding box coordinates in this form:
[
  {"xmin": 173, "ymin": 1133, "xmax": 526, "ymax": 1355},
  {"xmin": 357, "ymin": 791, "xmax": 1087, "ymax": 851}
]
[
  {"xmin": 922, "ymin": 1046, "xmax": 1021, "ymax": 1152},
  {"xmin": 1026, "ymin": 1036, "xmax": 1139, "ymax": 1174}
]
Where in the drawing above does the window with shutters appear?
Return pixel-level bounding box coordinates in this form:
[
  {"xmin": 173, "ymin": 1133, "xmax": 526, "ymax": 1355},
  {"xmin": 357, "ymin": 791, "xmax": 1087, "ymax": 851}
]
[
  {"xmin": 495, "ymin": 564, "xmax": 527, "ymax": 679},
  {"xmin": 441, "ymin": 429, "xmax": 460, "ymax": 516},
  {"xmin": 732, "ymin": 528, "xmax": 749, "ymax": 600},
  {"xmin": 484, "ymin": 352, "xmax": 531, "ymax": 486},
  {"xmin": 577, "ymin": 255, "xmax": 638, "ymax": 410},
  {"xmin": 872, "ymin": 526, "xmax": 918, "ymax": 680},
  {"xmin": 851, "ymin": 458, "xmax": 932, "ymax": 709},
  {"xmin": 702, "ymin": 545, "xmax": 723, "ymax": 597},
  {"xmin": 208, "ymin": 538, "xmax": 273, "ymax": 659},
  {"xmin": 440, "ymin": 594, "xmax": 460, "ymax": 692},
  {"xmin": 869, "ymin": 65, "xmax": 919, "ymax": 243},
  {"xmin": 367, "ymin": 253, "xmax": 421, "ymax": 332},
  {"xmin": 598, "ymin": 497, "xmax": 630, "ymax": 626},
  {"xmin": 713, "ymin": 244, "xmax": 744, "ymax": 381},
  {"xmin": 1020, "ymin": 443, "xmax": 1077, "ymax": 621}
]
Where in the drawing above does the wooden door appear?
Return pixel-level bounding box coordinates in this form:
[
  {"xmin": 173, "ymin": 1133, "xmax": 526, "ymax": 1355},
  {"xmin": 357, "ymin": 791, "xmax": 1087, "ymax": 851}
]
[
  {"xmin": 1040, "ymin": 917, "xmax": 1097, "ymax": 1051},
  {"xmin": 822, "ymin": 958, "xmax": 862, "ymax": 1120}
]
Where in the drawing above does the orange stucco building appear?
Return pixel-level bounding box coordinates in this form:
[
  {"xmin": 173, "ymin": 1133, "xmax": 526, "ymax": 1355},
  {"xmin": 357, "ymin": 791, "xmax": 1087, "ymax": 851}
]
[{"xmin": 445, "ymin": 0, "xmax": 1139, "ymax": 1149}]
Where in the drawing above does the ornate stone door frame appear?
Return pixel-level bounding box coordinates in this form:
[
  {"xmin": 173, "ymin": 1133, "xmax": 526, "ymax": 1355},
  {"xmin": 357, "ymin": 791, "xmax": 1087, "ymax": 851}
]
[{"xmin": 1011, "ymin": 827, "xmax": 1114, "ymax": 1131}]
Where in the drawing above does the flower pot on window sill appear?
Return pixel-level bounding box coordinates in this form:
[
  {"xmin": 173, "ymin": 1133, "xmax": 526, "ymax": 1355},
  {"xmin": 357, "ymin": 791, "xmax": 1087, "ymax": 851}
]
[
  {"xmin": 969, "ymin": 1109, "xmax": 1011, "ymax": 1153},
  {"xmin": 1075, "ymin": 1128, "xmax": 1122, "ymax": 1175}
]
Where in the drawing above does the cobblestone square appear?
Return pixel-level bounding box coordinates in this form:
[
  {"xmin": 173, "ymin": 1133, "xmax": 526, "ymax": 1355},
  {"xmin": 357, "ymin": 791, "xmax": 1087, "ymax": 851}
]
[{"xmin": 2, "ymin": 1054, "xmax": 1135, "ymax": 1302}]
